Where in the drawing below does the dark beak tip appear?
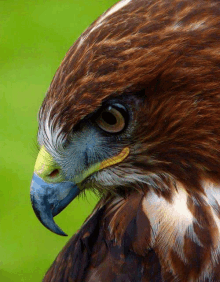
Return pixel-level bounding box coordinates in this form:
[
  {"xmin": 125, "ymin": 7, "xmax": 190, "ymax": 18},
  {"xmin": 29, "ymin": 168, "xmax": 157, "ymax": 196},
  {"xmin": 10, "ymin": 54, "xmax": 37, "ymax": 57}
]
[
  {"xmin": 47, "ymin": 225, "xmax": 68, "ymax": 236},
  {"xmin": 62, "ymin": 234, "xmax": 68, "ymax": 237},
  {"xmin": 59, "ymin": 232, "xmax": 68, "ymax": 237}
]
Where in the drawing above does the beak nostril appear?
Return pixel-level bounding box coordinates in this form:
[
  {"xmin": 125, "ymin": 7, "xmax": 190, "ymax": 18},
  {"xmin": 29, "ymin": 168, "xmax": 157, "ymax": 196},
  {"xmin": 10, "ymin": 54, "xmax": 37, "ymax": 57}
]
[{"xmin": 48, "ymin": 169, "xmax": 60, "ymax": 178}]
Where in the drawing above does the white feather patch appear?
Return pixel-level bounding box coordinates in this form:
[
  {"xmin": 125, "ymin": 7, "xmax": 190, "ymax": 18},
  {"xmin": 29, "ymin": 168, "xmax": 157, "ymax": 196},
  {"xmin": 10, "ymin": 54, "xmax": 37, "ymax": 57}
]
[
  {"xmin": 97, "ymin": 0, "xmax": 131, "ymax": 24},
  {"xmin": 38, "ymin": 106, "xmax": 66, "ymax": 157},
  {"xmin": 142, "ymin": 183, "xmax": 196, "ymax": 261},
  {"xmin": 203, "ymin": 181, "xmax": 220, "ymax": 265}
]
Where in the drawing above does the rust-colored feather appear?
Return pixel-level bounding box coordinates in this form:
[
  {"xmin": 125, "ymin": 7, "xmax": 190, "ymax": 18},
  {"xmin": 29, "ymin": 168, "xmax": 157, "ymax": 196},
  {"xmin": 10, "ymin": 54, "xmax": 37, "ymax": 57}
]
[
  {"xmin": 40, "ymin": 0, "xmax": 220, "ymax": 280},
  {"xmin": 40, "ymin": 0, "xmax": 220, "ymax": 135},
  {"xmin": 44, "ymin": 193, "xmax": 163, "ymax": 282}
]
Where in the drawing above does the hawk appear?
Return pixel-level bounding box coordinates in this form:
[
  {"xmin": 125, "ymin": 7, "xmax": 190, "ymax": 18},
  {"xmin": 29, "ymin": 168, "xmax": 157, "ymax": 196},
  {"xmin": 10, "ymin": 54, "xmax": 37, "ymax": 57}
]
[{"xmin": 30, "ymin": 0, "xmax": 220, "ymax": 281}]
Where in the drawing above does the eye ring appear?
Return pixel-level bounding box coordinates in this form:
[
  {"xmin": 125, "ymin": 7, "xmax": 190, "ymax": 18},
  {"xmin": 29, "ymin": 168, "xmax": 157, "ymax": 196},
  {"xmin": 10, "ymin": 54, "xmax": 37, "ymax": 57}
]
[{"xmin": 96, "ymin": 104, "xmax": 128, "ymax": 134}]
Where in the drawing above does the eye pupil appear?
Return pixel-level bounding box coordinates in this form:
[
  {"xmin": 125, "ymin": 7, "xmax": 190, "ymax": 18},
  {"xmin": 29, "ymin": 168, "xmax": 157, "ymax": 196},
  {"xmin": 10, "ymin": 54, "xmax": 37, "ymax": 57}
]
[
  {"xmin": 96, "ymin": 103, "xmax": 128, "ymax": 134},
  {"xmin": 101, "ymin": 111, "xmax": 117, "ymax": 125}
]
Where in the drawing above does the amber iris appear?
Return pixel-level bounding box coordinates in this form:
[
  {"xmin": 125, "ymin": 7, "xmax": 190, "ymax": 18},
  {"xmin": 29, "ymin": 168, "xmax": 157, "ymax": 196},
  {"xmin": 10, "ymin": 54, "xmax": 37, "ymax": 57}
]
[{"xmin": 96, "ymin": 105, "xmax": 126, "ymax": 133}]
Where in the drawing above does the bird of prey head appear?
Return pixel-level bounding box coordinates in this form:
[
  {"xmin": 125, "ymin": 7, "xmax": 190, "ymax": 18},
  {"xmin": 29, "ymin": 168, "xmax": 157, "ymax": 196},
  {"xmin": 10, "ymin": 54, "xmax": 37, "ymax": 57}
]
[{"xmin": 30, "ymin": 0, "xmax": 220, "ymax": 280}]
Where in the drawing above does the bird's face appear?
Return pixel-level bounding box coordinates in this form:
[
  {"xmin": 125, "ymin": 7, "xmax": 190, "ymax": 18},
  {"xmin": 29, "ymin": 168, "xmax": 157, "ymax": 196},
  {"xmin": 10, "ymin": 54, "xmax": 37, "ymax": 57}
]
[
  {"xmin": 31, "ymin": 93, "xmax": 148, "ymax": 235},
  {"xmin": 30, "ymin": 0, "xmax": 220, "ymax": 237}
]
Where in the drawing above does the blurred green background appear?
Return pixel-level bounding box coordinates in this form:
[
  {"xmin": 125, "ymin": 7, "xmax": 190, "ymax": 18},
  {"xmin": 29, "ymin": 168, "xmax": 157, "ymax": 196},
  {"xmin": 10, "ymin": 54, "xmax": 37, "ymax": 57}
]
[{"xmin": 0, "ymin": 1, "xmax": 117, "ymax": 281}]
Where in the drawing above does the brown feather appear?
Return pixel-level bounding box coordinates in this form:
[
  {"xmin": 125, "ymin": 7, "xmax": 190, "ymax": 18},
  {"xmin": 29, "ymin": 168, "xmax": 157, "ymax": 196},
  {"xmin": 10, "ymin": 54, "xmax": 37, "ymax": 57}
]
[{"xmin": 39, "ymin": 0, "xmax": 220, "ymax": 280}]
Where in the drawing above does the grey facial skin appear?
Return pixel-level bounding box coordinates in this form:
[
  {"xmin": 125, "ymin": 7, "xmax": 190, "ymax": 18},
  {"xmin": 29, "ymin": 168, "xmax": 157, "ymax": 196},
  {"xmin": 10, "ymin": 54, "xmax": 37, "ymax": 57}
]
[{"xmin": 31, "ymin": 95, "xmax": 142, "ymax": 236}]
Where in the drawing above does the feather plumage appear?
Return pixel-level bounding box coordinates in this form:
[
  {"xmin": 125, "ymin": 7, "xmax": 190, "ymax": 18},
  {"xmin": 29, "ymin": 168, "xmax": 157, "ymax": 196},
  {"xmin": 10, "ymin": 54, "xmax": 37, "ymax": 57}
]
[{"xmin": 31, "ymin": 0, "xmax": 220, "ymax": 281}]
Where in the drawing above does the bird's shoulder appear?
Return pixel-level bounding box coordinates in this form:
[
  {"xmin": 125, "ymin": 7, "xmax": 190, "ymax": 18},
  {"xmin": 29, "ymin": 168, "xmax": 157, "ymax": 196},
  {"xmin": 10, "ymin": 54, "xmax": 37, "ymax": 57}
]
[
  {"xmin": 43, "ymin": 181, "xmax": 220, "ymax": 281},
  {"xmin": 43, "ymin": 192, "xmax": 164, "ymax": 282}
]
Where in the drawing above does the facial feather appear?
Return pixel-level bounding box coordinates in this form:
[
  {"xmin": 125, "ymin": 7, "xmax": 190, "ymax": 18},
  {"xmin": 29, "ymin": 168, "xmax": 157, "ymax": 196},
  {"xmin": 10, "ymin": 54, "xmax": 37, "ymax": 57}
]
[{"xmin": 32, "ymin": 0, "xmax": 220, "ymax": 280}]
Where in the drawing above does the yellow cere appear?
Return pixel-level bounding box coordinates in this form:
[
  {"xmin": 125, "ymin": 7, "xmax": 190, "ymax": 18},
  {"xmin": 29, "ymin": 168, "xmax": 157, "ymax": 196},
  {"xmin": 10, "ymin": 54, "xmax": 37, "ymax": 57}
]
[
  {"xmin": 34, "ymin": 146, "xmax": 64, "ymax": 183},
  {"xmin": 34, "ymin": 146, "xmax": 130, "ymax": 184}
]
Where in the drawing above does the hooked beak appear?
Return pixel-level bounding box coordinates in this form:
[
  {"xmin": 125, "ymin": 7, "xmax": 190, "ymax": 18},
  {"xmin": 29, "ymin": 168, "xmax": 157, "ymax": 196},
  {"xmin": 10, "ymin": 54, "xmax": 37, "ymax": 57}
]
[
  {"xmin": 30, "ymin": 145, "xmax": 130, "ymax": 236},
  {"xmin": 30, "ymin": 146, "xmax": 80, "ymax": 236},
  {"xmin": 30, "ymin": 173, "xmax": 80, "ymax": 236}
]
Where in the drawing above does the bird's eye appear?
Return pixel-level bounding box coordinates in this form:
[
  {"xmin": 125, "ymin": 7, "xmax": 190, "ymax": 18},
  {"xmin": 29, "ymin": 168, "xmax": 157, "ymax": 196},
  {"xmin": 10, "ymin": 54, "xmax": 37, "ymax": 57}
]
[{"xmin": 96, "ymin": 104, "xmax": 127, "ymax": 133}]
